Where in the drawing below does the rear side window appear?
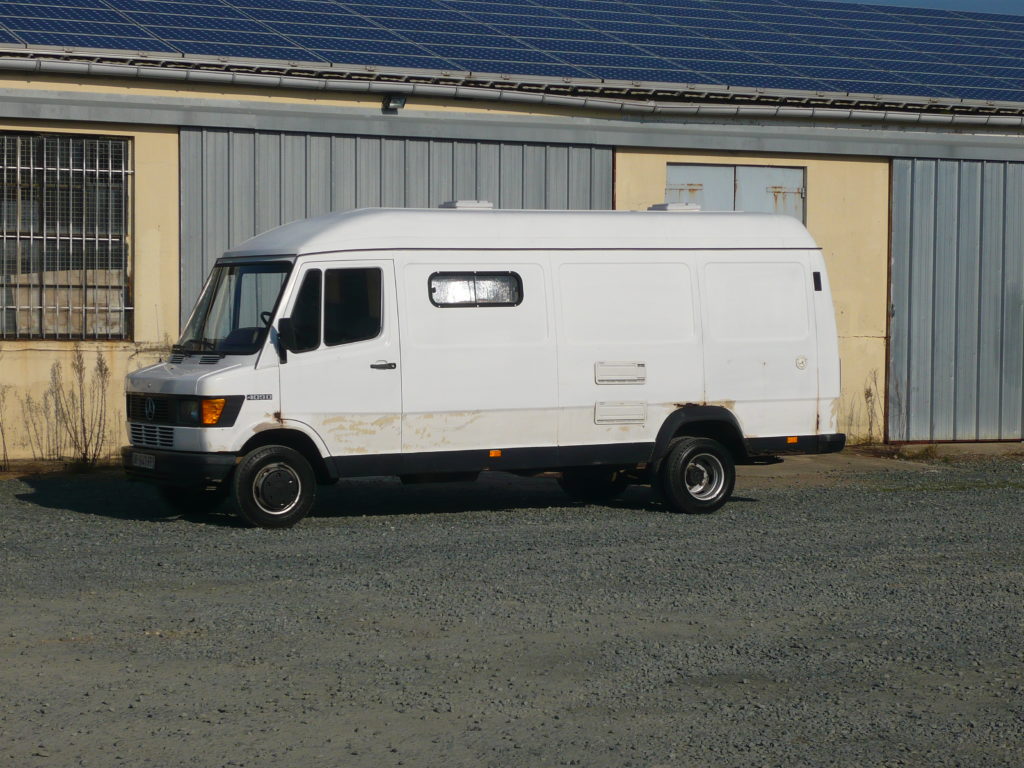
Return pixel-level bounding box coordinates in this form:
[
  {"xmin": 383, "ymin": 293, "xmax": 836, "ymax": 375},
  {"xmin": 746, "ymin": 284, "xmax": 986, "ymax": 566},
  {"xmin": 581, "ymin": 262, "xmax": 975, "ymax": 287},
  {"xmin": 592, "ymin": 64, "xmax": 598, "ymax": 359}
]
[
  {"xmin": 429, "ymin": 272, "xmax": 522, "ymax": 307},
  {"xmin": 324, "ymin": 267, "xmax": 383, "ymax": 345}
]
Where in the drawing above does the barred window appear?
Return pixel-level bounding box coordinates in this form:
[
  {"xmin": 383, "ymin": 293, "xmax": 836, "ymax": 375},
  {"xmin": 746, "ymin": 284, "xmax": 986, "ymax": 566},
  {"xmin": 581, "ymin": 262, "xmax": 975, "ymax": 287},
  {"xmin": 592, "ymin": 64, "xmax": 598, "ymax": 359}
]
[{"xmin": 1, "ymin": 132, "xmax": 132, "ymax": 339}]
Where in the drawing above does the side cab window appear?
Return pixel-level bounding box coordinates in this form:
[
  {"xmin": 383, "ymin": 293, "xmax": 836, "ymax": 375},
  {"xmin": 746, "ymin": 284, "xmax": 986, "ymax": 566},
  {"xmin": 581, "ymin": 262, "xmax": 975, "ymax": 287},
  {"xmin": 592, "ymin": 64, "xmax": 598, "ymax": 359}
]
[
  {"xmin": 324, "ymin": 267, "xmax": 383, "ymax": 345},
  {"xmin": 290, "ymin": 269, "xmax": 321, "ymax": 353}
]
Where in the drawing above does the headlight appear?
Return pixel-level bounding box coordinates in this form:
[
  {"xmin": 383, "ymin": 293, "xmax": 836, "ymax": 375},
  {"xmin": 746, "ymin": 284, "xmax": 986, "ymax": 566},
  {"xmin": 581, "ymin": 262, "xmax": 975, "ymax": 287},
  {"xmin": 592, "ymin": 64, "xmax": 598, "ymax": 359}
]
[{"xmin": 177, "ymin": 399, "xmax": 200, "ymax": 424}]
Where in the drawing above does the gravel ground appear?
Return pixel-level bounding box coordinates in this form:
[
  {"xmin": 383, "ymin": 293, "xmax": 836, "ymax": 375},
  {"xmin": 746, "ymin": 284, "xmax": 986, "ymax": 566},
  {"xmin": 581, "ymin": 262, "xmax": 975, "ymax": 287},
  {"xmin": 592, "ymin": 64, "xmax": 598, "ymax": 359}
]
[{"xmin": 1, "ymin": 453, "xmax": 1022, "ymax": 767}]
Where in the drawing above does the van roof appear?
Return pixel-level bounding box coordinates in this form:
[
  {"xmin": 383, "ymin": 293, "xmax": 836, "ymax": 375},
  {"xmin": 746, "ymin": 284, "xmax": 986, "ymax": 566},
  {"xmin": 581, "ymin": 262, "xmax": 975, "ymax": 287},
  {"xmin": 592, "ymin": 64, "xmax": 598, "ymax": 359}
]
[{"xmin": 224, "ymin": 207, "xmax": 819, "ymax": 258}]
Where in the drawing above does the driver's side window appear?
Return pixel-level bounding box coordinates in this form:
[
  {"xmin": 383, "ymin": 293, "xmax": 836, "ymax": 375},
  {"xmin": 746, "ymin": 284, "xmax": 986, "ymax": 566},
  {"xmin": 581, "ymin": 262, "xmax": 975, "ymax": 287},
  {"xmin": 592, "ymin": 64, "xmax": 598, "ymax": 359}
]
[{"xmin": 290, "ymin": 269, "xmax": 321, "ymax": 353}]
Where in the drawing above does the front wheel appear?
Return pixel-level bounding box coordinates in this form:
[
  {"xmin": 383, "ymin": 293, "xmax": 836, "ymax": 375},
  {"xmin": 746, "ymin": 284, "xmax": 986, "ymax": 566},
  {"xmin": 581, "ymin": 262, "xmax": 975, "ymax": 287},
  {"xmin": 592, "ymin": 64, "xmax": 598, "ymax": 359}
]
[
  {"xmin": 659, "ymin": 437, "xmax": 735, "ymax": 514},
  {"xmin": 232, "ymin": 445, "xmax": 317, "ymax": 528}
]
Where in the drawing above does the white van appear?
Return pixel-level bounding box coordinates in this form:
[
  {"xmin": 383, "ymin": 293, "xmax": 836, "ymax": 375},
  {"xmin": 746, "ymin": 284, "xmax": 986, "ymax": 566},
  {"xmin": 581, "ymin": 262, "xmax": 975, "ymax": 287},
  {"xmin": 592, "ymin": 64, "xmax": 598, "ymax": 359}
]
[{"xmin": 123, "ymin": 205, "xmax": 844, "ymax": 527}]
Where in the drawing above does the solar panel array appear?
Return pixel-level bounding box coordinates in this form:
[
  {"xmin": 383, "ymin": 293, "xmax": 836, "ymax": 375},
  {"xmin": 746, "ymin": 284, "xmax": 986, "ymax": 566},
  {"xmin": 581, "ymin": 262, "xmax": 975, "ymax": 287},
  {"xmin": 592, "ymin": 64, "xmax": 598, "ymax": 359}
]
[{"xmin": 1, "ymin": 0, "xmax": 1023, "ymax": 103}]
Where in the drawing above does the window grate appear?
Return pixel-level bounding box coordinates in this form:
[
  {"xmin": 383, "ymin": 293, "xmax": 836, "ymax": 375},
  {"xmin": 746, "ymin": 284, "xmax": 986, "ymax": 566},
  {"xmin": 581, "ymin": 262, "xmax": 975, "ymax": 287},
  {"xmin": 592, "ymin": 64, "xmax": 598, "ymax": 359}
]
[{"xmin": 0, "ymin": 132, "xmax": 133, "ymax": 340}]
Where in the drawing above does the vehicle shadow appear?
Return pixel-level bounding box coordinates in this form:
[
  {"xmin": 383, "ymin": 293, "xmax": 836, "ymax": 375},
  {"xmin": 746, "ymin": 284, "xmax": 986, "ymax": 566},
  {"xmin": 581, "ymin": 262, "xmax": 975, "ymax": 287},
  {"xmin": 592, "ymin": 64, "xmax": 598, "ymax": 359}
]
[
  {"xmin": 312, "ymin": 474, "xmax": 653, "ymax": 519},
  {"xmin": 13, "ymin": 470, "xmax": 244, "ymax": 527},
  {"xmin": 311, "ymin": 474, "xmax": 759, "ymax": 519},
  {"xmin": 12, "ymin": 470, "xmax": 759, "ymax": 526}
]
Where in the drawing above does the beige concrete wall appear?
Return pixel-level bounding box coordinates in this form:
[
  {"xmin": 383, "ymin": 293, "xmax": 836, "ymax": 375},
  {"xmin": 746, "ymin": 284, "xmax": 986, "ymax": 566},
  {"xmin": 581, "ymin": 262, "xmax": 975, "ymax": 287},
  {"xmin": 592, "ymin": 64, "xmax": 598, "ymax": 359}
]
[
  {"xmin": 0, "ymin": 119, "xmax": 179, "ymax": 462},
  {"xmin": 616, "ymin": 149, "xmax": 890, "ymax": 443}
]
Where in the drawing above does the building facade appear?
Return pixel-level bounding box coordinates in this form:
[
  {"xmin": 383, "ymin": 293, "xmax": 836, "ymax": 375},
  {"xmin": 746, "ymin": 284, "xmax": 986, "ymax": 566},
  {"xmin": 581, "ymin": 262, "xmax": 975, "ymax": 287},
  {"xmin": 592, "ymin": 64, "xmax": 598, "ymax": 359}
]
[{"xmin": 1, "ymin": 51, "xmax": 1023, "ymax": 458}]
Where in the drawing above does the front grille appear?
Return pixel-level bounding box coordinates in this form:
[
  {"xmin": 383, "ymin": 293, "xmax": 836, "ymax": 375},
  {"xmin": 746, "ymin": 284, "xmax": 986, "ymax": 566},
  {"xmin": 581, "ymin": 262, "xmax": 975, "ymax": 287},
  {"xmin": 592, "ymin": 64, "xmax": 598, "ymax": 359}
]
[
  {"xmin": 129, "ymin": 423, "xmax": 174, "ymax": 449},
  {"xmin": 126, "ymin": 393, "xmax": 172, "ymax": 423}
]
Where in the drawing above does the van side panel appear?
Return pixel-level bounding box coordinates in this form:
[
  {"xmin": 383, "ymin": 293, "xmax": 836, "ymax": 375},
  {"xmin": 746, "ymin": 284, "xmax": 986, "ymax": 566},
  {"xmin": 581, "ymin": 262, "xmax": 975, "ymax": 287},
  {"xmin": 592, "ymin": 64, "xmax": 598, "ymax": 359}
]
[
  {"xmin": 399, "ymin": 256, "xmax": 559, "ymax": 452},
  {"xmin": 555, "ymin": 256, "xmax": 705, "ymax": 447},
  {"xmin": 812, "ymin": 255, "xmax": 842, "ymax": 434},
  {"xmin": 700, "ymin": 252, "xmax": 819, "ymax": 437}
]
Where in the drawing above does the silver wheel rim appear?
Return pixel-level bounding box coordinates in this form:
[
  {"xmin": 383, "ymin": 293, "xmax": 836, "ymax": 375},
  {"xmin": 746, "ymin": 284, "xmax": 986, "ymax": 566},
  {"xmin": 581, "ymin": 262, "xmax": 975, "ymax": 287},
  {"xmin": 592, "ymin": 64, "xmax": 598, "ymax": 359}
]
[
  {"xmin": 684, "ymin": 452, "xmax": 726, "ymax": 501},
  {"xmin": 252, "ymin": 461, "xmax": 302, "ymax": 515}
]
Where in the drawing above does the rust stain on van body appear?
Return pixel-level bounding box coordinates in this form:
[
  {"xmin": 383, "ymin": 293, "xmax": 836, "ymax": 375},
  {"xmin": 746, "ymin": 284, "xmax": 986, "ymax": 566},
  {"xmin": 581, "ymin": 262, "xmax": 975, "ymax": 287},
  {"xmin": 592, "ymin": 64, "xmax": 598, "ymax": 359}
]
[
  {"xmin": 252, "ymin": 411, "xmax": 285, "ymax": 432},
  {"xmin": 323, "ymin": 414, "xmax": 400, "ymax": 438},
  {"xmin": 316, "ymin": 413, "xmax": 403, "ymax": 454}
]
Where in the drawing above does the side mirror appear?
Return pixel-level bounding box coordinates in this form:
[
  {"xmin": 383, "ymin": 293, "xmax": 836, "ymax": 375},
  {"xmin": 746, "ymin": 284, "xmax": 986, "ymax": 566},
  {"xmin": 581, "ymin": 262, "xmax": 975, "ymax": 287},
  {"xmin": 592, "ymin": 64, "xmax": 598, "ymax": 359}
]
[{"xmin": 277, "ymin": 317, "xmax": 297, "ymax": 360}]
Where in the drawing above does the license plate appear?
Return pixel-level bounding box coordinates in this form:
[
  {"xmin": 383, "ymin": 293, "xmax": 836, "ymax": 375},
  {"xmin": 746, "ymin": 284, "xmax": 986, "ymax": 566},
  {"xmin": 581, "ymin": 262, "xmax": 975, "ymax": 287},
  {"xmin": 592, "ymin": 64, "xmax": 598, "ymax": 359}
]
[{"xmin": 131, "ymin": 452, "xmax": 156, "ymax": 470}]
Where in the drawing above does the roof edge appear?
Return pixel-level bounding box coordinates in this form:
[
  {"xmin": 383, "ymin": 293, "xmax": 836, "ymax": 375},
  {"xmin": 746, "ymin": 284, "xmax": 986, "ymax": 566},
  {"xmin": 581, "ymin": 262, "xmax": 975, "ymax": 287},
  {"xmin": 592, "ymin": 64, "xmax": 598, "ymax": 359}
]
[{"xmin": 1, "ymin": 47, "xmax": 1023, "ymax": 122}]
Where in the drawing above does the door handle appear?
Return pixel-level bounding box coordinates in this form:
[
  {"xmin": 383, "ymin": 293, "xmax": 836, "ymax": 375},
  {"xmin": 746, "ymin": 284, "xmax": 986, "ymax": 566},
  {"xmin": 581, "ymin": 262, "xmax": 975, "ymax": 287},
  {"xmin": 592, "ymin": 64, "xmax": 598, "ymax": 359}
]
[{"xmin": 370, "ymin": 361, "xmax": 397, "ymax": 370}]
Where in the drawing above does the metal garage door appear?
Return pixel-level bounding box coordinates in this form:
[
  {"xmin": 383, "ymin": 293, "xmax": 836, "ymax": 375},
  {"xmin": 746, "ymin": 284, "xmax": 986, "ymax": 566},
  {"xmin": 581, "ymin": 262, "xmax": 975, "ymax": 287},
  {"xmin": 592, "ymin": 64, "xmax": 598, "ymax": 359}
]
[
  {"xmin": 665, "ymin": 163, "xmax": 805, "ymax": 221},
  {"xmin": 179, "ymin": 128, "xmax": 613, "ymax": 325},
  {"xmin": 889, "ymin": 158, "xmax": 1024, "ymax": 441}
]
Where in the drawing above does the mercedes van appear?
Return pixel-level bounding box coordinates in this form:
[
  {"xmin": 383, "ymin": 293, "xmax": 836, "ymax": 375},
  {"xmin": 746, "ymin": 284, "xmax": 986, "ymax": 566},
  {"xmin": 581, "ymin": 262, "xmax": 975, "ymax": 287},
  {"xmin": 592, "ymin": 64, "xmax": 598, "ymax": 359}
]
[{"xmin": 123, "ymin": 204, "xmax": 844, "ymax": 527}]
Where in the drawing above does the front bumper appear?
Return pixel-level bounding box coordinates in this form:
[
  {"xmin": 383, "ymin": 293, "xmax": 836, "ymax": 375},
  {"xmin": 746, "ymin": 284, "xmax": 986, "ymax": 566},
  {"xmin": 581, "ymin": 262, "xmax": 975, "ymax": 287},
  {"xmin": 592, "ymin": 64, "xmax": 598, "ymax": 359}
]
[{"xmin": 122, "ymin": 446, "xmax": 237, "ymax": 489}]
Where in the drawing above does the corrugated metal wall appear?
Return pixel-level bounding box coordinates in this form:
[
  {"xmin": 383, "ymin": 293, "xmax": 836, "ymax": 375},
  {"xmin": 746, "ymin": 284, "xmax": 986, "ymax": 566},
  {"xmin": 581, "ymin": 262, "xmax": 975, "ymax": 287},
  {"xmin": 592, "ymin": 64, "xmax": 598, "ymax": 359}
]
[
  {"xmin": 180, "ymin": 128, "xmax": 613, "ymax": 324},
  {"xmin": 889, "ymin": 158, "xmax": 1024, "ymax": 441}
]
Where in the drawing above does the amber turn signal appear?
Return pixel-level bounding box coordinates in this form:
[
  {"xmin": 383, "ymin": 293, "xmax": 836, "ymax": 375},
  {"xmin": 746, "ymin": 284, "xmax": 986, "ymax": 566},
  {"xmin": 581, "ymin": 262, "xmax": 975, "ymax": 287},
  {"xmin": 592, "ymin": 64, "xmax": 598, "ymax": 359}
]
[{"xmin": 201, "ymin": 398, "xmax": 227, "ymax": 425}]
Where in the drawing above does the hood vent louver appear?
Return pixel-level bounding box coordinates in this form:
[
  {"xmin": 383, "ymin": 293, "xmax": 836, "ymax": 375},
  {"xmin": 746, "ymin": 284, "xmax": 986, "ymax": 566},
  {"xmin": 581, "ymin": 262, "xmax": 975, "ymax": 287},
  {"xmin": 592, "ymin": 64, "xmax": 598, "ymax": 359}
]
[
  {"xmin": 168, "ymin": 353, "xmax": 184, "ymax": 364},
  {"xmin": 199, "ymin": 355, "xmax": 221, "ymax": 365}
]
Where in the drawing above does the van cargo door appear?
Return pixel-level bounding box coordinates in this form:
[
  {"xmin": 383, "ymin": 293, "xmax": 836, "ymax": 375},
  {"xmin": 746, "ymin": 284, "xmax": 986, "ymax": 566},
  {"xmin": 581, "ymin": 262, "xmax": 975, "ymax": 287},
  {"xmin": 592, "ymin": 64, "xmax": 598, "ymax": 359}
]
[
  {"xmin": 399, "ymin": 258, "xmax": 557, "ymax": 454},
  {"xmin": 701, "ymin": 256, "xmax": 818, "ymax": 437}
]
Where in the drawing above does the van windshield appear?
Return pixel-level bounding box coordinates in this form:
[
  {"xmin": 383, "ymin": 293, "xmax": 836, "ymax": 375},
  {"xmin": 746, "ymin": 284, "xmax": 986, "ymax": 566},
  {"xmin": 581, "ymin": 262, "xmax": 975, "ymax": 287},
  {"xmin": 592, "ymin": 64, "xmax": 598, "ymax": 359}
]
[{"xmin": 176, "ymin": 261, "xmax": 292, "ymax": 356}]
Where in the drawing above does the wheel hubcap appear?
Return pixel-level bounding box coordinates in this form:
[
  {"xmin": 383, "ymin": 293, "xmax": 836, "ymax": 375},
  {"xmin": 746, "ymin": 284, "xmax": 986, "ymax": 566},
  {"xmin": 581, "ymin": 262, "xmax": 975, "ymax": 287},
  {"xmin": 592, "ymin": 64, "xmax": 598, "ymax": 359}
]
[
  {"xmin": 684, "ymin": 452, "xmax": 725, "ymax": 501},
  {"xmin": 252, "ymin": 462, "xmax": 301, "ymax": 515}
]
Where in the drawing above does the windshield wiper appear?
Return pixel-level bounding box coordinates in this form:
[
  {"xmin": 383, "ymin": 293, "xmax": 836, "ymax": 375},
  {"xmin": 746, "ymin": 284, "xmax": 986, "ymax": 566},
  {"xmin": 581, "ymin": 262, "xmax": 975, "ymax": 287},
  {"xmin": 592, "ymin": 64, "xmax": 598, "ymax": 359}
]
[{"xmin": 175, "ymin": 338, "xmax": 218, "ymax": 356}]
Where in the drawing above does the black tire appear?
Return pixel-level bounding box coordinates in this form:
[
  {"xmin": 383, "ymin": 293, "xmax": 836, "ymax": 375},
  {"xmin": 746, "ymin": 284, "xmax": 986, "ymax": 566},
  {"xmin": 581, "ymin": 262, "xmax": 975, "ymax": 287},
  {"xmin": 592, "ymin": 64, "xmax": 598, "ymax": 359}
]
[
  {"xmin": 158, "ymin": 485, "xmax": 228, "ymax": 513},
  {"xmin": 659, "ymin": 437, "xmax": 735, "ymax": 514},
  {"xmin": 232, "ymin": 445, "xmax": 317, "ymax": 528},
  {"xmin": 558, "ymin": 466, "xmax": 629, "ymax": 504}
]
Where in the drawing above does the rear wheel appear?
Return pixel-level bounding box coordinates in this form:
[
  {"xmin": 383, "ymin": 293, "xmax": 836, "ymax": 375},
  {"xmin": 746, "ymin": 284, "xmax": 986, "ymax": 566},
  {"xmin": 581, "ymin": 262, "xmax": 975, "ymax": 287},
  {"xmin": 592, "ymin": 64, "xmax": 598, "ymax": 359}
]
[
  {"xmin": 659, "ymin": 437, "xmax": 735, "ymax": 514},
  {"xmin": 232, "ymin": 445, "xmax": 316, "ymax": 528},
  {"xmin": 558, "ymin": 466, "xmax": 629, "ymax": 504}
]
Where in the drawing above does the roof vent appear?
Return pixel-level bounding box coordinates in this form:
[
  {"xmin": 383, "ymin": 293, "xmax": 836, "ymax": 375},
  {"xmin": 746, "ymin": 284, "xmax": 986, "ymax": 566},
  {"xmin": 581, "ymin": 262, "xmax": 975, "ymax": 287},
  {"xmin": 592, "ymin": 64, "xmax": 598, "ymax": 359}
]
[
  {"xmin": 647, "ymin": 202, "xmax": 701, "ymax": 212},
  {"xmin": 439, "ymin": 200, "xmax": 494, "ymax": 209}
]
